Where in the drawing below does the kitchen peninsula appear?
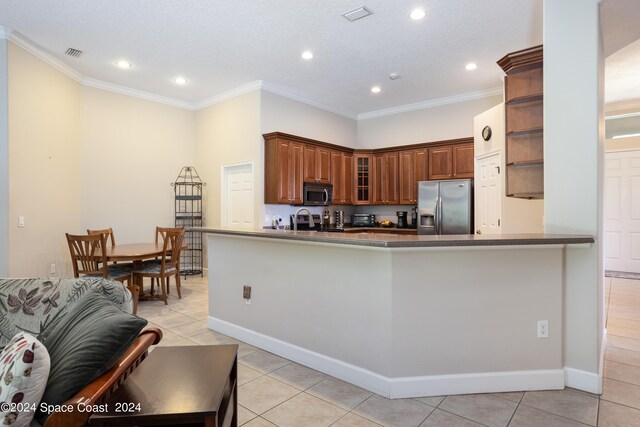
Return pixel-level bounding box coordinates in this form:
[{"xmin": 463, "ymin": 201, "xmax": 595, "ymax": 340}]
[{"xmin": 200, "ymin": 228, "xmax": 593, "ymax": 398}]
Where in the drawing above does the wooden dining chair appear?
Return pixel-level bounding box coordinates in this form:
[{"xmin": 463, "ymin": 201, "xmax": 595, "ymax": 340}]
[
  {"xmin": 87, "ymin": 227, "xmax": 116, "ymax": 246},
  {"xmin": 150, "ymin": 226, "xmax": 169, "ymax": 295},
  {"xmin": 66, "ymin": 233, "xmax": 139, "ymax": 314},
  {"xmin": 133, "ymin": 227, "xmax": 185, "ymax": 305}
]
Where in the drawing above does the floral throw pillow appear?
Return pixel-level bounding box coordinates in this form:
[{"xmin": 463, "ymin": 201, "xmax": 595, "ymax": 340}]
[{"xmin": 0, "ymin": 333, "xmax": 50, "ymax": 427}]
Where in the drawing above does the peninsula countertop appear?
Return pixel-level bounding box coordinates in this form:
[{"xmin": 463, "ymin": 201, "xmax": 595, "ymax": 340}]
[{"xmin": 193, "ymin": 227, "xmax": 594, "ymax": 249}]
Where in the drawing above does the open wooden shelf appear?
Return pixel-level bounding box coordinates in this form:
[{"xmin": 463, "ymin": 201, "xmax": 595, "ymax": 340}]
[
  {"xmin": 507, "ymin": 160, "xmax": 543, "ymax": 166},
  {"xmin": 505, "ymin": 163, "xmax": 544, "ymax": 198},
  {"xmin": 506, "ymin": 192, "xmax": 544, "ymax": 199},
  {"xmin": 499, "ymin": 45, "xmax": 544, "ymax": 199},
  {"xmin": 506, "ymin": 127, "xmax": 544, "ymax": 136},
  {"xmin": 506, "ymin": 93, "xmax": 543, "ymax": 105}
]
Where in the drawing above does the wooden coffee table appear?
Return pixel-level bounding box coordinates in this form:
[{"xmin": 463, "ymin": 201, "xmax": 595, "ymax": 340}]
[{"xmin": 89, "ymin": 345, "xmax": 238, "ymax": 427}]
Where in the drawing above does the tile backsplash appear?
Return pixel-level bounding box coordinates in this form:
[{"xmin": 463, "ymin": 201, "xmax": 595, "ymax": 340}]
[{"xmin": 263, "ymin": 205, "xmax": 415, "ymax": 228}]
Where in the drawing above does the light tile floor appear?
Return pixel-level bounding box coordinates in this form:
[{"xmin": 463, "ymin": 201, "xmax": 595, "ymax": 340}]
[{"xmin": 134, "ymin": 275, "xmax": 640, "ymax": 426}]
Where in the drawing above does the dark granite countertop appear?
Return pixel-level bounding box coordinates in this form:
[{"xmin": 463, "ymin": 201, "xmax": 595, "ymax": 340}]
[{"xmin": 192, "ymin": 227, "xmax": 594, "ymax": 249}]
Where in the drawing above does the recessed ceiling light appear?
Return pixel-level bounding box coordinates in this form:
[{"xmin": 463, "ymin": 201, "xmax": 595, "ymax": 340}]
[
  {"xmin": 465, "ymin": 63, "xmax": 478, "ymax": 71},
  {"xmin": 371, "ymin": 86, "xmax": 381, "ymax": 94},
  {"xmin": 410, "ymin": 8, "xmax": 426, "ymax": 20},
  {"xmin": 301, "ymin": 51, "xmax": 314, "ymax": 60},
  {"xmin": 173, "ymin": 76, "xmax": 188, "ymax": 85},
  {"xmin": 115, "ymin": 60, "xmax": 132, "ymax": 69}
]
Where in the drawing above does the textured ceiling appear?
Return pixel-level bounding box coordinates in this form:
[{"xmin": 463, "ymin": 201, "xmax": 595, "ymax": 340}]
[{"xmin": 0, "ymin": 0, "xmax": 544, "ymax": 116}]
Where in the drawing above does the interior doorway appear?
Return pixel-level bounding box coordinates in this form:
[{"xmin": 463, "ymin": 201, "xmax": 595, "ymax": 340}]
[
  {"xmin": 475, "ymin": 151, "xmax": 502, "ymax": 235},
  {"xmin": 221, "ymin": 162, "xmax": 254, "ymax": 230},
  {"xmin": 604, "ymin": 150, "xmax": 640, "ymax": 273}
]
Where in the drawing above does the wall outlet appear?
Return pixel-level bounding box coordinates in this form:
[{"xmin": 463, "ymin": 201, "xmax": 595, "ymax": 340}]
[
  {"xmin": 537, "ymin": 320, "xmax": 549, "ymax": 338},
  {"xmin": 49, "ymin": 263, "xmax": 56, "ymax": 274}
]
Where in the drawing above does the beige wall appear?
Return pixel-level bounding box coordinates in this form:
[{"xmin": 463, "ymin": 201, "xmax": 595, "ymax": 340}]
[
  {"xmin": 195, "ymin": 91, "xmax": 262, "ymax": 228},
  {"xmin": 357, "ymin": 95, "xmax": 503, "ymax": 149},
  {"xmin": 80, "ymin": 86, "xmax": 195, "ymax": 243},
  {"xmin": 8, "ymin": 42, "xmax": 82, "ymax": 276},
  {"xmin": 261, "ymin": 91, "xmax": 357, "ymax": 148},
  {"xmin": 0, "ymin": 39, "xmax": 8, "ymax": 276},
  {"xmin": 7, "ymin": 42, "xmax": 197, "ymax": 277}
]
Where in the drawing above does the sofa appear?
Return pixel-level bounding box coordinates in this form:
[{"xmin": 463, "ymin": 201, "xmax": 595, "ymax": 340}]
[{"xmin": 0, "ymin": 277, "xmax": 162, "ymax": 427}]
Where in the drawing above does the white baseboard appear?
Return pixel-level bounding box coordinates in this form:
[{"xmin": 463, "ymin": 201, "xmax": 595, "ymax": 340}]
[
  {"xmin": 565, "ymin": 367, "xmax": 601, "ymax": 394},
  {"xmin": 209, "ymin": 316, "xmax": 566, "ymax": 398}
]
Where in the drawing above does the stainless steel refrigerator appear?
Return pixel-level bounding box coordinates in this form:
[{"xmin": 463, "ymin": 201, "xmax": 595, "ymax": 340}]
[{"xmin": 417, "ymin": 179, "xmax": 473, "ymax": 235}]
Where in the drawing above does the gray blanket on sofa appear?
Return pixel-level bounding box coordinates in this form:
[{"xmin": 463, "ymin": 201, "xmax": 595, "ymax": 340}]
[{"xmin": 0, "ymin": 277, "xmax": 132, "ymax": 349}]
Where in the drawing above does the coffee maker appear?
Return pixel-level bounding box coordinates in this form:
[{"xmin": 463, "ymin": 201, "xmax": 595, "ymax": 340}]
[{"xmin": 396, "ymin": 211, "xmax": 408, "ymax": 229}]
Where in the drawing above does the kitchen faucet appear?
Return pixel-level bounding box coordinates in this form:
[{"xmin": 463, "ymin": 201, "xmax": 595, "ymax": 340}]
[{"xmin": 293, "ymin": 207, "xmax": 314, "ymax": 231}]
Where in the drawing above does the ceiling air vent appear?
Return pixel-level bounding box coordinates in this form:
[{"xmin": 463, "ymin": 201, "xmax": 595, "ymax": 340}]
[
  {"xmin": 342, "ymin": 6, "xmax": 373, "ymax": 22},
  {"xmin": 65, "ymin": 48, "xmax": 83, "ymax": 58}
]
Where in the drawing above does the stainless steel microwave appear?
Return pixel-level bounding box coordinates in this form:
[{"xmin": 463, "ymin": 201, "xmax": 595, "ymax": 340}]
[{"xmin": 303, "ymin": 183, "xmax": 332, "ymax": 206}]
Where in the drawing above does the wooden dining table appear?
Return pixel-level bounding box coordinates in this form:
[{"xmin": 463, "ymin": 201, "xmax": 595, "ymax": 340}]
[
  {"xmin": 102, "ymin": 242, "xmax": 187, "ymax": 303},
  {"xmin": 102, "ymin": 242, "xmax": 171, "ymax": 264}
]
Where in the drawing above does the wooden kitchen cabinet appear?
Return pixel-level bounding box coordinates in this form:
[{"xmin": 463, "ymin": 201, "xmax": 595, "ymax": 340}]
[
  {"xmin": 399, "ymin": 148, "xmax": 428, "ymax": 204},
  {"xmin": 303, "ymin": 145, "xmax": 331, "ymax": 184},
  {"xmin": 428, "ymin": 146, "xmax": 452, "ymax": 180},
  {"xmin": 428, "ymin": 142, "xmax": 473, "ymax": 180},
  {"xmin": 265, "ymin": 132, "xmax": 473, "ymax": 206},
  {"xmin": 353, "ymin": 153, "xmax": 373, "ymax": 205},
  {"xmin": 331, "ymin": 151, "xmax": 353, "ymax": 204},
  {"xmin": 264, "ymin": 134, "xmax": 304, "ymax": 204},
  {"xmin": 373, "ymin": 152, "xmax": 399, "ymax": 205},
  {"xmin": 452, "ymin": 143, "xmax": 474, "ymax": 179}
]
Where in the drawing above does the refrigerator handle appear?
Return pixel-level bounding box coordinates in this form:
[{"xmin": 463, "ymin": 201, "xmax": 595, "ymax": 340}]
[
  {"xmin": 438, "ymin": 196, "xmax": 443, "ymax": 234},
  {"xmin": 435, "ymin": 196, "xmax": 442, "ymax": 235}
]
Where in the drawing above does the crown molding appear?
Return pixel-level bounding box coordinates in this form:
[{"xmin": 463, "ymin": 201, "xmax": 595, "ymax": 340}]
[
  {"xmin": 261, "ymin": 81, "xmax": 357, "ymax": 120},
  {"xmin": 497, "ymin": 45, "xmax": 543, "ymax": 73},
  {"xmin": 8, "ymin": 30, "xmax": 83, "ymax": 82},
  {"xmin": 357, "ymin": 87, "xmax": 504, "ymax": 120},
  {"xmin": 193, "ymin": 81, "xmax": 263, "ymax": 110},
  {"xmin": 0, "ymin": 27, "xmax": 11, "ymax": 40},
  {"xmin": 3, "ymin": 27, "xmax": 506, "ymax": 121},
  {"xmin": 82, "ymin": 78, "xmax": 196, "ymax": 110}
]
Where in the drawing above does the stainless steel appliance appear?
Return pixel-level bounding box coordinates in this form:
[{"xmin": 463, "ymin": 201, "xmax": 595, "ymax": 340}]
[
  {"xmin": 396, "ymin": 211, "xmax": 408, "ymax": 228},
  {"xmin": 418, "ymin": 179, "xmax": 473, "ymax": 235},
  {"xmin": 303, "ymin": 183, "xmax": 332, "ymax": 206},
  {"xmin": 351, "ymin": 213, "xmax": 376, "ymax": 227}
]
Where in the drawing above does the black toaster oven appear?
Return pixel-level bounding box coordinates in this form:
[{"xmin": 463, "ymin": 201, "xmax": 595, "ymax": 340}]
[{"xmin": 351, "ymin": 213, "xmax": 376, "ymax": 227}]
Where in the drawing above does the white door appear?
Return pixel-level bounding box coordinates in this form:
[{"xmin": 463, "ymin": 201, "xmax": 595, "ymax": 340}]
[
  {"xmin": 223, "ymin": 163, "xmax": 254, "ymax": 230},
  {"xmin": 475, "ymin": 152, "xmax": 502, "ymax": 235},
  {"xmin": 605, "ymin": 150, "xmax": 640, "ymax": 272}
]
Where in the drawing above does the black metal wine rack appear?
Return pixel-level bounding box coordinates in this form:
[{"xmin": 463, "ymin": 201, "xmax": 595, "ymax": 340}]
[{"xmin": 171, "ymin": 166, "xmax": 206, "ymax": 277}]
